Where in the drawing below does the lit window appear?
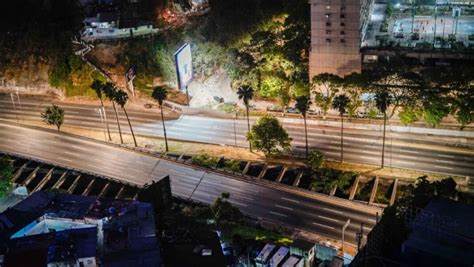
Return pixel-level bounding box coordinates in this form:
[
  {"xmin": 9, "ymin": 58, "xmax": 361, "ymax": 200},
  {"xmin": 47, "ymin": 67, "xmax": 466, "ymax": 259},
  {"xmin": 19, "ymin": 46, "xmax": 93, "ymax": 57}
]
[
  {"xmin": 326, "ymin": 5, "xmax": 331, "ymax": 9},
  {"xmin": 325, "ymin": 13, "xmax": 330, "ymax": 18}
]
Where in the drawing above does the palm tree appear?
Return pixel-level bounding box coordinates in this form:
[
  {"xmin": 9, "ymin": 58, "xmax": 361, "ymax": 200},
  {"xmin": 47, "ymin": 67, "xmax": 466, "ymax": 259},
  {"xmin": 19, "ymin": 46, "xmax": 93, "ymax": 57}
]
[
  {"xmin": 152, "ymin": 86, "xmax": 169, "ymax": 152},
  {"xmin": 91, "ymin": 80, "xmax": 112, "ymax": 141},
  {"xmin": 332, "ymin": 94, "xmax": 350, "ymax": 163},
  {"xmin": 237, "ymin": 85, "xmax": 254, "ymax": 152},
  {"xmin": 295, "ymin": 95, "xmax": 312, "ymax": 159},
  {"xmin": 374, "ymin": 90, "xmax": 392, "ymax": 168},
  {"xmin": 113, "ymin": 90, "xmax": 137, "ymax": 147},
  {"xmin": 104, "ymin": 83, "xmax": 123, "ymax": 144}
]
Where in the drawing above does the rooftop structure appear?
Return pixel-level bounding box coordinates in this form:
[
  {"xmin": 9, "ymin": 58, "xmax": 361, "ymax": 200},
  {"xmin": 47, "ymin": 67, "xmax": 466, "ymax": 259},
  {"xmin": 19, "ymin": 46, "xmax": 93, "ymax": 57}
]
[
  {"xmin": 401, "ymin": 198, "xmax": 474, "ymax": 267},
  {"xmin": 0, "ymin": 191, "xmax": 161, "ymax": 267}
]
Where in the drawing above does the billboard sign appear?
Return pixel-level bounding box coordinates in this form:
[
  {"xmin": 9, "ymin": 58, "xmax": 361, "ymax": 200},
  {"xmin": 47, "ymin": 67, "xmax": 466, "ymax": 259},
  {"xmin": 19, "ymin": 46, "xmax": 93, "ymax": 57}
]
[{"xmin": 174, "ymin": 43, "xmax": 193, "ymax": 90}]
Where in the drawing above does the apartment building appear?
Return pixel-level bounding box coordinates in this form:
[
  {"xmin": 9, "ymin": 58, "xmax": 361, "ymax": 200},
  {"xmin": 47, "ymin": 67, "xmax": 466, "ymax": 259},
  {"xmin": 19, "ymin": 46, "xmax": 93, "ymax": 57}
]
[{"xmin": 309, "ymin": 0, "xmax": 373, "ymax": 78}]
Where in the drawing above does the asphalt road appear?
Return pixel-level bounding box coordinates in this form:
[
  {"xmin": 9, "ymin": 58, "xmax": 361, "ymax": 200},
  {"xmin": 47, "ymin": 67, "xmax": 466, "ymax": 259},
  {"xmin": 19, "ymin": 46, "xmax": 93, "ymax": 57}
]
[
  {"xmin": 0, "ymin": 94, "xmax": 473, "ymax": 177},
  {"xmin": 0, "ymin": 122, "xmax": 380, "ymax": 245}
]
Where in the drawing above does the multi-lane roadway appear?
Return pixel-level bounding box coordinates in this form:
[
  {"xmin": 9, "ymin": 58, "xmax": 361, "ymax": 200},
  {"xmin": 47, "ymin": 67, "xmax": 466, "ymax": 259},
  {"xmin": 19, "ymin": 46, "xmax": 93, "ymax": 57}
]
[
  {"xmin": 0, "ymin": 122, "xmax": 380, "ymax": 245},
  {"xmin": 0, "ymin": 94, "xmax": 472, "ymax": 177}
]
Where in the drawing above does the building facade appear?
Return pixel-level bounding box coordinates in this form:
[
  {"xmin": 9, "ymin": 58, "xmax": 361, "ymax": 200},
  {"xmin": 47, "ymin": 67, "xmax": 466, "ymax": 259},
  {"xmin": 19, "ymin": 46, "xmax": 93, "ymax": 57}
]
[{"xmin": 309, "ymin": 0, "xmax": 373, "ymax": 78}]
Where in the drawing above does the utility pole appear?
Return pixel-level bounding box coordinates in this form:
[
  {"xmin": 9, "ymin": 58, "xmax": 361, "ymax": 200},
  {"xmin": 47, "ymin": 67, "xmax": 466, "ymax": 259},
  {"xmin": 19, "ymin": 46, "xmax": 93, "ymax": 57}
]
[
  {"xmin": 185, "ymin": 85, "xmax": 190, "ymax": 107},
  {"xmin": 98, "ymin": 108, "xmax": 107, "ymax": 141},
  {"xmin": 10, "ymin": 93, "xmax": 19, "ymax": 123},
  {"xmin": 356, "ymin": 223, "xmax": 364, "ymax": 252},
  {"xmin": 234, "ymin": 111, "xmax": 238, "ymax": 147}
]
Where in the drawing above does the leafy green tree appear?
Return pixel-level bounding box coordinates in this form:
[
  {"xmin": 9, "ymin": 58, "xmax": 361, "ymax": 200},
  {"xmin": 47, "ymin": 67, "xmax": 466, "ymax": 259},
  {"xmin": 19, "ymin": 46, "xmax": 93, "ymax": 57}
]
[
  {"xmin": 312, "ymin": 168, "xmax": 353, "ymax": 194},
  {"xmin": 91, "ymin": 80, "xmax": 112, "ymax": 141},
  {"xmin": 451, "ymin": 91, "xmax": 473, "ymax": 129},
  {"xmin": 374, "ymin": 90, "xmax": 392, "ymax": 168},
  {"xmin": 113, "ymin": 90, "xmax": 137, "ymax": 147},
  {"xmin": 398, "ymin": 105, "xmax": 420, "ymax": 125},
  {"xmin": 152, "ymin": 86, "xmax": 169, "ymax": 152},
  {"xmin": 104, "ymin": 83, "xmax": 123, "ymax": 144},
  {"xmin": 294, "ymin": 95, "xmax": 311, "ymax": 158},
  {"xmin": 308, "ymin": 149, "xmax": 325, "ymax": 170},
  {"xmin": 247, "ymin": 115, "xmax": 291, "ymax": 157},
  {"xmin": 342, "ymin": 73, "xmax": 367, "ymax": 117},
  {"xmin": 332, "ymin": 94, "xmax": 350, "ymax": 163},
  {"xmin": 311, "ymin": 73, "xmax": 342, "ymax": 118},
  {"xmin": 211, "ymin": 192, "xmax": 243, "ymax": 223},
  {"xmin": 41, "ymin": 104, "xmax": 65, "ymax": 131},
  {"xmin": 0, "ymin": 157, "xmax": 14, "ymax": 199},
  {"xmin": 237, "ymin": 85, "xmax": 255, "ymax": 152},
  {"xmin": 422, "ymin": 100, "xmax": 450, "ymax": 127}
]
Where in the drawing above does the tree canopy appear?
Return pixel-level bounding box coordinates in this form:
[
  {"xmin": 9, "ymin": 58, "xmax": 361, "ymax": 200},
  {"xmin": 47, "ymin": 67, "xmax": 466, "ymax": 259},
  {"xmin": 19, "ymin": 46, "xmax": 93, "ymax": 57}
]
[{"xmin": 247, "ymin": 115, "xmax": 291, "ymax": 156}]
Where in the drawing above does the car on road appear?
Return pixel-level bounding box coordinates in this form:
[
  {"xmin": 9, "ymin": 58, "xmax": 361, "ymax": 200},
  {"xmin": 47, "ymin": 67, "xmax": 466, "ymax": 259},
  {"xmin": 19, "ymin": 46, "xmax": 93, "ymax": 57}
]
[
  {"xmin": 285, "ymin": 107, "xmax": 300, "ymax": 114},
  {"xmin": 213, "ymin": 96, "xmax": 224, "ymax": 103},
  {"xmin": 267, "ymin": 105, "xmax": 284, "ymax": 112}
]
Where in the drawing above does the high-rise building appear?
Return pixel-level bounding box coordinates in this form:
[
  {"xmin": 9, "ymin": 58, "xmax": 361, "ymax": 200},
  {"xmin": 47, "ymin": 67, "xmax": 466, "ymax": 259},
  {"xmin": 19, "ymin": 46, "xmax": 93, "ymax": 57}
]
[{"xmin": 309, "ymin": 0, "xmax": 373, "ymax": 78}]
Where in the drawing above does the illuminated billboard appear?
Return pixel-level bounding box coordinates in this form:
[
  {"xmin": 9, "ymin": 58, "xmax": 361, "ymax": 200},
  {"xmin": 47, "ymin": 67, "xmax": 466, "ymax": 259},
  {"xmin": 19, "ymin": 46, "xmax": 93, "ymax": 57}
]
[{"xmin": 174, "ymin": 43, "xmax": 193, "ymax": 90}]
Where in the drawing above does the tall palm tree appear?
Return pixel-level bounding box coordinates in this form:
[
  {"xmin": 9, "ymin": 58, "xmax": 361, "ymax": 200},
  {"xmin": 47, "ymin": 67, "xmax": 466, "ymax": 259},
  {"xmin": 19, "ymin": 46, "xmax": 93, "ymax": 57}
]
[
  {"xmin": 295, "ymin": 95, "xmax": 312, "ymax": 159},
  {"xmin": 375, "ymin": 90, "xmax": 392, "ymax": 168},
  {"xmin": 332, "ymin": 94, "xmax": 350, "ymax": 163},
  {"xmin": 113, "ymin": 90, "xmax": 137, "ymax": 147},
  {"xmin": 91, "ymin": 80, "xmax": 112, "ymax": 141},
  {"xmin": 237, "ymin": 85, "xmax": 254, "ymax": 152},
  {"xmin": 152, "ymin": 86, "xmax": 169, "ymax": 152},
  {"xmin": 104, "ymin": 83, "xmax": 123, "ymax": 144}
]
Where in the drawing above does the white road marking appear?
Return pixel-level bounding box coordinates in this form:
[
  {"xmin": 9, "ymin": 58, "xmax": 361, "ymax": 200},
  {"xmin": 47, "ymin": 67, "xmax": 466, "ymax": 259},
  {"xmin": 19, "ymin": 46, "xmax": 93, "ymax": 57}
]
[
  {"xmin": 399, "ymin": 155, "xmax": 417, "ymax": 159},
  {"xmin": 326, "ymin": 152, "xmax": 339, "ymax": 155},
  {"xmin": 58, "ymin": 157, "xmax": 72, "ymax": 162},
  {"xmin": 435, "ymin": 159, "xmax": 453, "ymax": 164},
  {"xmin": 274, "ymin": 204, "xmax": 294, "ymax": 211},
  {"xmin": 233, "ymin": 195, "xmax": 254, "ymax": 201},
  {"xmin": 434, "ymin": 165, "xmax": 453, "ymax": 170},
  {"xmin": 136, "ymin": 160, "xmax": 154, "ymax": 166},
  {"xmin": 71, "ymin": 145, "xmax": 87, "ymax": 151},
  {"xmin": 395, "ymin": 160, "xmax": 415, "ymax": 165},
  {"xmin": 102, "ymin": 152, "xmax": 116, "ymax": 158},
  {"xmin": 438, "ymin": 154, "xmax": 454, "ymax": 158},
  {"xmin": 324, "ymin": 208, "xmax": 343, "ymax": 214},
  {"xmin": 400, "ymin": 149, "xmax": 418, "ymax": 154},
  {"xmin": 42, "ymin": 139, "xmax": 57, "ymax": 144},
  {"xmin": 367, "ymin": 218, "xmax": 376, "ymax": 223},
  {"xmin": 270, "ymin": 211, "xmax": 287, "ymax": 217},
  {"xmin": 361, "ymin": 156, "xmax": 376, "ymax": 160},
  {"xmin": 313, "ymin": 222, "xmax": 335, "ymax": 229},
  {"xmin": 64, "ymin": 151, "xmax": 80, "ymax": 157},
  {"xmin": 318, "ymin": 215, "xmax": 340, "ymax": 223},
  {"xmin": 229, "ymin": 201, "xmax": 248, "ymax": 207},
  {"xmin": 281, "ymin": 197, "xmax": 300, "ymax": 203}
]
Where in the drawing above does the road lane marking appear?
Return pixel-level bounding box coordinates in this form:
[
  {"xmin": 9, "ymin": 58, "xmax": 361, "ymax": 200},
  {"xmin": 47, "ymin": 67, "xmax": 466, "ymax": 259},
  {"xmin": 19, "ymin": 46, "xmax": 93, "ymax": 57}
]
[
  {"xmin": 318, "ymin": 215, "xmax": 340, "ymax": 223},
  {"xmin": 312, "ymin": 222, "xmax": 335, "ymax": 229},
  {"xmin": 101, "ymin": 152, "xmax": 116, "ymax": 157},
  {"xmin": 281, "ymin": 197, "xmax": 300, "ymax": 203},
  {"xmin": 438, "ymin": 154, "xmax": 454, "ymax": 158},
  {"xmin": 58, "ymin": 157, "xmax": 72, "ymax": 162},
  {"xmin": 367, "ymin": 218, "xmax": 376, "ymax": 223},
  {"xmin": 399, "ymin": 155, "xmax": 417, "ymax": 159},
  {"xmin": 229, "ymin": 201, "xmax": 248, "ymax": 207},
  {"xmin": 71, "ymin": 145, "xmax": 87, "ymax": 151},
  {"xmin": 274, "ymin": 205, "xmax": 294, "ymax": 211},
  {"xmin": 435, "ymin": 159, "xmax": 453, "ymax": 164},
  {"xmin": 395, "ymin": 160, "xmax": 415, "ymax": 165},
  {"xmin": 233, "ymin": 195, "xmax": 254, "ymax": 201},
  {"xmin": 324, "ymin": 208, "xmax": 343, "ymax": 214},
  {"xmin": 269, "ymin": 211, "xmax": 287, "ymax": 217},
  {"xmin": 400, "ymin": 149, "xmax": 418, "ymax": 154},
  {"xmin": 64, "ymin": 151, "xmax": 80, "ymax": 157},
  {"xmin": 434, "ymin": 165, "xmax": 453, "ymax": 170},
  {"xmin": 135, "ymin": 160, "xmax": 154, "ymax": 166}
]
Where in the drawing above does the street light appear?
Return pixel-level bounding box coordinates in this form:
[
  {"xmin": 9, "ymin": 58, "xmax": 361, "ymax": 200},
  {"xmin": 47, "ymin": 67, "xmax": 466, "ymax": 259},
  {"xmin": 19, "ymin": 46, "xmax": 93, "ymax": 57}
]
[{"xmin": 342, "ymin": 219, "xmax": 351, "ymax": 255}]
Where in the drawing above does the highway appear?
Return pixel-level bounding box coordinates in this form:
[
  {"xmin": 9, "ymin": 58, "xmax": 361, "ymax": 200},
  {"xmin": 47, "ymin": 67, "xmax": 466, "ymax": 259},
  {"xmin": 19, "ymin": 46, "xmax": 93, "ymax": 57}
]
[
  {"xmin": 0, "ymin": 122, "xmax": 380, "ymax": 245},
  {"xmin": 0, "ymin": 94, "xmax": 473, "ymax": 177}
]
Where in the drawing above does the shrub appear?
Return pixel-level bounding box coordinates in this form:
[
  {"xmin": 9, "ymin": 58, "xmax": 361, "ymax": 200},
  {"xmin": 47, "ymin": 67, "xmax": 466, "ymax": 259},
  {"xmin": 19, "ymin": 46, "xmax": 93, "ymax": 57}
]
[
  {"xmin": 223, "ymin": 159, "xmax": 242, "ymax": 173},
  {"xmin": 192, "ymin": 154, "xmax": 219, "ymax": 168}
]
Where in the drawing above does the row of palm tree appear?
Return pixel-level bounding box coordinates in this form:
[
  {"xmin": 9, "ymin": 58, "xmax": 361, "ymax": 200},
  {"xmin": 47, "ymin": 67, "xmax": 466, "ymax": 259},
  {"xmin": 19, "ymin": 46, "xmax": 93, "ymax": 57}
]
[
  {"xmin": 236, "ymin": 85, "xmax": 392, "ymax": 168},
  {"xmin": 91, "ymin": 80, "xmax": 170, "ymax": 152},
  {"xmin": 91, "ymin": 81, "xmax": 137, "ymax": 147}
]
